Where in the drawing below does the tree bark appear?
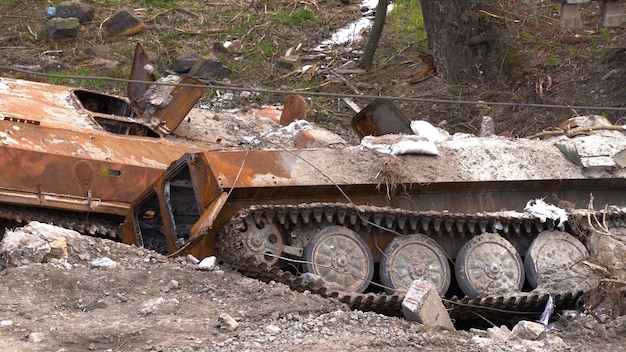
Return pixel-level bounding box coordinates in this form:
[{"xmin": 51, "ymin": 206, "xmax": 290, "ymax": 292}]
[
  {"xmin": 419, "ymin": 0, "xmax": 507, "ymax": 85},
  {"xmin": 360, "ymin": 0, "xmax": 390, "ymax": 71}
]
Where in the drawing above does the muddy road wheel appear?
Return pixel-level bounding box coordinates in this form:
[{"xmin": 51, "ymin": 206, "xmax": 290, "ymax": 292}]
[
  {"xmin": 524, "ymin": 230, "xmax": 589, "ymax": 289},
  {"xmin": 303, "ymin": 226, "xmax": 374, "ymax": 293},
  {"xmin": 379, "ymin": 234, "xmax": 451, "ymax": 295},
  {"xmin": 241, "ymin": 216, "xmax": 283, "ymax": 266},
  {"xmin": 455, "ymin": 233, "xmax": 524, "ymax": 298}
]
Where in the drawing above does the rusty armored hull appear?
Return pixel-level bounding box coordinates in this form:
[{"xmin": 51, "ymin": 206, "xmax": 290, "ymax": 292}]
[
  {"xmin": 122, "ymin": 118, "xmax": 626, "ymax": 318},
  {"xmin": 0, "ymin": 44, "xmax": 216, "ymax": 234}
]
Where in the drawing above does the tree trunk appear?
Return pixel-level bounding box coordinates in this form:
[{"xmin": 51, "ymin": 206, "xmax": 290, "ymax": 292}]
[
  {"xmin": 360, "ymin": 0, "xmax": 390, "ymax": 71},
  {"xmin": 419, "ymin": 0, "xmax": 507, "ymax": 85}
]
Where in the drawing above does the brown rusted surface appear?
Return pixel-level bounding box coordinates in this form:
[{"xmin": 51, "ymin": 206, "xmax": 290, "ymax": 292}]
[
  {"xmin": 150, "ymin": 76, "xmax": 208, "ymax": 135},
  {"xmin": 0, "ymin": 74, "xmax": 208, "ymax": 216},
  {"xmin": 351, "ymin": 99, "xmax": 412, "ymax": 138},
  {"xmin": 279, "ymin": 94, "xmax": 308, "ymax": 126},
  {"xmin": 127, "ymin": 43, "xmax": 150, "ymax": 115}
]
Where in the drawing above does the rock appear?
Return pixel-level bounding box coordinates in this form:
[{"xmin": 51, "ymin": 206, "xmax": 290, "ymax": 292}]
[
  {"xmin": 171, "ymin": 52, "xmax": 201, "ymax": 73},
  {"xmin": 264, "ymin": 324, "xmax": 281, "ymax": 335},
  {"xmin": 512, "ymin": 320, "xmax": 544, "ymax": 340},
  {"xmin": 401, "ymin": 279, "xmax": 455, "ymax": 331},
  {"xmin": 198, "ymin": 256, "xmax": 217, "ymax": 271},
  {"xmin": 186, "ymin": 254, "xmax": 200, "ymax": 265},
  {"xmin": 189, "ymin": 55, "xmax": 231, "ymax": 79},
  {"xmin": 138, "ymin": 297, "xmax": 165, "ymax": 316},
  {"xmin": 0, "ymin": 230, "xmax": 50, "ymax": 266},
  {"xmin": 486, "ymin": 325, "xmax": 511, "ymax": 343},
  {"xmin": 89, "ymin": 257, "xmax": 118, "ymax": 269},
  {"xmin": 168, "ymin": 280, "xmax": 180, "ymax": 290},
  {"xmin": 28, "ymin": 332, "xmax": 45, "ymax": 343},
  {"xmin": 216, "ymin": 313, "xmax": 239, "ymax": 332},
  {"xmin": 104, "ymin": 8, "xmax": 146, "ymax": 37},
  {"xmin": 55, "ymin": 1, "xmax": 95, "ymax": 23},
  {"xmin": 479, "ymin": 116, "xmax": 495, "ymax": 137},
  {"xmin": 276, "ymin": 55, "xmax": 301, "ymax": 71},
  {"xmin": 47, "ymin": 238, "xmax": 68, "ymax": 260},
  {"xmin": 41, "ymin": 58, "xmax": 69, "ymax": 73},
  {"xmin": 87, "ymin": 57, "xmax": 120, "ymax": 72},
  {"xmin": 45, "ymin": 17, "xmax": 80, "ymax": 42}
]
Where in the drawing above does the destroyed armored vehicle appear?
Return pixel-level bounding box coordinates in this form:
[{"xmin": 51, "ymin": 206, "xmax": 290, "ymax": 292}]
[
  {"xmin": 1, "ymin": 43, "xmax": 623, "ymax": 319},
  {"xmin": 121, "ymin": 107, "xmax": 626, "ymax": 318},
  {"xmin": 0, "ymin": 44, "xmax": 317, "ymax": 235}
]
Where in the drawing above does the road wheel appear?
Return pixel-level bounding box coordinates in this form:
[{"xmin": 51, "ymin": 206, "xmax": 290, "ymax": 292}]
[
  {"xmin": 455, "ymin": 233, "xmax": 524, "ymax": 298},
  {"xmin": 379, "ymin": 234, "xmax": 451, "ymax": 295},
  {"xmin": 303, "ymin": 226, "xmax": 374, "ymax": 293}
]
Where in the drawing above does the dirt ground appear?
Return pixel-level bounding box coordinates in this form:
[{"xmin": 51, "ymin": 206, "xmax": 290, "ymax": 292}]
[{"xmin": 1, "ymin": 1, "xmax": 626, "ymax": 351}]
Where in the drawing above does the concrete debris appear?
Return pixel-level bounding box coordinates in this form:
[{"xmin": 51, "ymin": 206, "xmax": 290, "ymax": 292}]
[
  {"xmin": 0, "ymin": 231, "xmax": 50, "ymax": 266},
  {"xmin": 186, "ymin": 254, "xmax": 201, "ymax": 265},
  {"xmin": 89, "ymin": 257, "xmax": 118, "ymax": 269},
  {"xmin": 300, "ymin": 272, "xmax": 324, "ymax": 288},
  {"xmin": 138, "ymin": 297, "xmax": 165, "ymax": 316},
  {"xmin": 264, "ymin": 324, "xmax": 281, "ymax": 335},
  {"xmin": 198, "ymin": 256, "xmax": 218, "ymax": 271},
  {"xmin": 512, "ymin": 320, "xmax": 545, "ymax": 340},
  {"xmin": 217, "ymin": 313, "xmax": 240, "ymax": 332},
  {"xmin": 479, "ymin": 116, "xmax": 496, "ymax": 137},
  {"xmin": 401, "ymin": 279, "xmax": 455, "ymax": 331},
  {"xmin": 28, "ymin": 332, "xmax": 45, "ymax": 343}
]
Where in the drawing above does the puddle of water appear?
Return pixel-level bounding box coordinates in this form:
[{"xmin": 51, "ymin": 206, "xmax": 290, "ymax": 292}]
[{"xmin": 314, "ymin": 0, "xmax": 393, "ymax": 51}]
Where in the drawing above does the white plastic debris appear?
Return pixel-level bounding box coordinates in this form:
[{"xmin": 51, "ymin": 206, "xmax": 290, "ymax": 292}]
[
  {"xmin": 524, "ymin": 198, "xmax": 568, "ymax": 228},
  {"xmin": 360, "ymin": 135, "xmax": 439, "ymax": 156},
  {"xmin": 410, "ymin": 120, "xmax": 450, "ymax": 143},
  {"xmin": 539, "ymin": 295, "xmax": 554, "ymax": 327}
]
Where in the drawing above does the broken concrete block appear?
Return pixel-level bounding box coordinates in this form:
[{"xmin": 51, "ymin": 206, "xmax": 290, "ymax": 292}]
[
  {"xmin": 560, "ymin": 4, "xmax": 583, "ymax": 29},
  {"xmin": 55, "ymin": 1, "xmax": 95, "ymax": 23},
  {"xmin": 216, "ymin": 313, "xmax": 239, "ymax": 332},
  {"xmin": 600, "ymin": 1, "xmax": 626, "ymax": 27},
  {"xmin": 401, "ymin": 279, "xmax": 455, "ymax": 330},
  {"xmin": 47, "ymin": 238, "xmax": 68, "ymax": 260},
  {"xmin": 45, "ymin": 17, "xmax": 80, "ymax": 42},
  {"xmin": 0, "ymin": 230, "xmax": 50, "ymax": 266},
  {"xmin": 512, "ymin": 320, "xmax": 545, "ymax": 340},
  {"xmin": 104, "ymin": 8, "xmax": 146, "ymax": 37},
  {"xmin": 198, "ymin": 256, "xmax": 217, "ymax": 271}
]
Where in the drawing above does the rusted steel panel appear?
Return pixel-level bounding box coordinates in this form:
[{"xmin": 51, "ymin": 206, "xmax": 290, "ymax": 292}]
[
  {"xmin": 127, "ymin": 43, "xmax": 151, "ymax": 115},
  {"xmin": 0, "ymin": 76, "xmax": 207, "ymax": 216},
  {"xmin": 351, "ymin": 99, "xmax": 413, "ymax": 138},
  {"xmin": 151, "ymin": 76, "xmax": 208, "ymax": 135}
]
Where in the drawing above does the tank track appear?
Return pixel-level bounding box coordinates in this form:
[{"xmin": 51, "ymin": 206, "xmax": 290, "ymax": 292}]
[
  {"xmin": 216, "ymin": 202, "xmax": 615, "ymax": 320},
  {"xmin": 0, "ymin": 203, "xmax": 121, "ymax": 238}
]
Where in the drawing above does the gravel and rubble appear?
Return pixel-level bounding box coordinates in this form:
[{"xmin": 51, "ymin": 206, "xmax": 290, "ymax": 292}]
[{"xmin": 0, "ymin": 221, "xmax": 625, "ymax": 351}]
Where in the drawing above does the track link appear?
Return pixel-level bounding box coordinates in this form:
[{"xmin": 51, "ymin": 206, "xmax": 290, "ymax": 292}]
[
  {"xmin": 216, "ymin": 203, "xmax": 617, "ymax": 319},
  {"xmin": 0, "ymin": 203, "xmax": 122, "ymax": 238}
]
